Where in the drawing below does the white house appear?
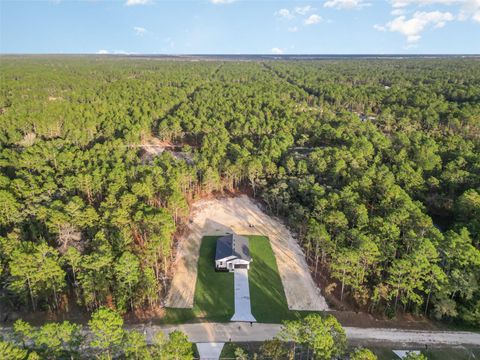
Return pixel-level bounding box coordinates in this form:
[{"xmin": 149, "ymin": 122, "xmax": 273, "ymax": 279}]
[{"xmin": 215, "ymin": 234, "xmax": 252, "ymax": 271}]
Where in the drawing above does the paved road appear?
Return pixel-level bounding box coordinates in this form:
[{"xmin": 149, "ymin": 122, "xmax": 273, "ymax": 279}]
[
  {"xmin": 131, "ymin": 322, "xmax": 480, "ymax": 346},
  {"xmin": 231, "ymin": 269, "xmax": 256, "ymax": 322},
  {"xmin": 2, "ymin": 322, "xmax": 479, "ymax": 347}
]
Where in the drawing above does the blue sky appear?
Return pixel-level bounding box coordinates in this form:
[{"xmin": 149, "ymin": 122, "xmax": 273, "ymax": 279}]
[{"xmin": 1, "ymin": 0, "xmax": 479, "ymax": 54}]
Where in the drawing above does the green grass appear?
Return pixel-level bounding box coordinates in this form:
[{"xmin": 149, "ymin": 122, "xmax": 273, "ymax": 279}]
[
  {"xmin": 163, "ymin": 236, "xmax": 234, "ymax": 323},
  {"xmin": 191, "ymin": 236, "xmax": 234, "ymax": 320},
  {"xmin": 248, "ymin": 235, "xmax": 318, "ymax": 323},
  {"xmin": 423, "ymin": 347, "xmax": 480, "ymax": 360},
  {"xmin": 220, "ymin": 343, "xmax": 259, "ymax": 359},
  {"xmin": 364, "ymin": 346, "xmax": 480, "ymax": 360},
  {"xmin": 249, "ymin": 235, "xmax": 292, "ymax": 322},
  {"xmin": 163, "ymin": 235, "xmax": 317, "ymax": 324},
  {"xmin": 220, "ymin": 342, "xmax": 238, "ymax": 358}
]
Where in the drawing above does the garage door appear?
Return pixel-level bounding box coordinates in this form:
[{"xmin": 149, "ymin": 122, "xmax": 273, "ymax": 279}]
[{"xmin": 234, "ymin": 264, "xmax": 248, "ymax": 269}]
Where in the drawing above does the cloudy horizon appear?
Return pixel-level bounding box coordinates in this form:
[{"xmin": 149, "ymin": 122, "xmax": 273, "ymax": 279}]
[{"xmin": 1, "ymin": 0, "xmax": 479, "ymax": 54}]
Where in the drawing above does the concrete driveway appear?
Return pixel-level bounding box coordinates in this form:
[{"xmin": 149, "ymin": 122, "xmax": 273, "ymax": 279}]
[
  {"xmin": 196, "ymin": 342, "xmax": 224, "ymax": 360},
  {"xmin": 230, "ymin": 268, "xmax": 256, "ymax": 322}
]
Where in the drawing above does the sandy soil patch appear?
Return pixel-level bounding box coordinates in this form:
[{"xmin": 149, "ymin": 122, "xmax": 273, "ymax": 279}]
[
  {"xmin": 140, "ymin": 138, "xmax": 194, "ymax": 164},
  {"xmin": 140, "ymin": 138, "xmax": 173, "ymax": 157},
  {"xmin": 165, "ymin": 195, "xmax": 328, "ymax": 311}
]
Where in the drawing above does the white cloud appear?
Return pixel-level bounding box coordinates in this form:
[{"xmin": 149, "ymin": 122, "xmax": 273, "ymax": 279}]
[
  {"xmin": 125, "ymin": 0, "xmax": 151, "ymax": 6},
  {"xmin": 295, "ymin": 5, "xmax": 314, "ymax": 15},
  {"xmin": 324, "ymin": 0, "xmax": 371, "ymax": 9},
  {"xmin": 96, "ymin": 49, "xmax": 133, "ymax": 55},
  {"xmin": 304, "ymin": 14, "xmax": 323, "ymax": 24},
  {"xmin": 133, "ymin": 26, "xmax": 147, "ymax": 35},
  {"xmin": 276, "ymin": 8, "xmax": 294, "ymax": 19},
  {"xmin": 391, "ymin": 0, "xmax": 458, "ymax": 8},
  {"xmin": 210, "ymin": 0, "xmax": 235, "ymax": 4},
  {"xmin": 276, "ymin": 5, "xmax": 315, "ymax": 19},
  {"xmin": 275, "ymin": 5, "xmax": 326, "ymax": 25},
  {"xmin": 391, "ymin": 8, "xmax": 406, "ymax": 15},
  {"xmin": 113, "ymin": 50, "xmax": 132, "ymax": 55},
  {"xmin": 375, "ymin": 10, "xmax": 454, "ymax": 43},
  {"xmin": 389, "ymin": 0, "xmax": 480, "ymax": 22},
  {"xmin": 271, "ymin": 47, "xmax": 284, "ymax": 54},
  {"xmin": 460, "ymin": 0, "xmax": 480, "ymax": 23}
]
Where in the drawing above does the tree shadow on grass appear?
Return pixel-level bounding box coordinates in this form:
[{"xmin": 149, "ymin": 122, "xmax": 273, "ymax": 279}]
[
  {"xmin": 164, "ymin": 236, "xmax": 234, "ymax": 323},
  {"xmin": 192, "ymin": 236, "xmax": 234, "ymax": 322}
]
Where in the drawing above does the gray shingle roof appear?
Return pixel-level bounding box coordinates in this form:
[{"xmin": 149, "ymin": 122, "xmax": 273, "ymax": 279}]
[
  {"xmin": 215, "ymin": 234, "xmax": 251, "ymax": 262},
  {"xmin": 215, "ymin": 234, "xmax": 233, "ymax": 260}
]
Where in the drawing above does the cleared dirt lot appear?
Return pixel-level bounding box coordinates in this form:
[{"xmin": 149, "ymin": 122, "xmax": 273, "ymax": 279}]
[{"xmin": 165, "ymin": 195, "xmax": 328, "ymax": 311}]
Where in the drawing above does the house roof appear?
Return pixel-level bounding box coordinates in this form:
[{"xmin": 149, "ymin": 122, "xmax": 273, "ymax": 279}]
[{"xmin": 215, "ymin": 234, "xmax": 251, "ymax": 262}]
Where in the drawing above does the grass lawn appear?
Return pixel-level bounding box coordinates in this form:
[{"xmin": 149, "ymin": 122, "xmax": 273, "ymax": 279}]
[
  {"xmin": 248, "ymin": 235, "xmax": 293, "ymax": 322},
  {"xmin": 248, "ymin": 235, "xmax": 317, "ymax": 323},
  {"xmin": 365, "ymin": 346, "xmax": 480, "ymax": 360},
  {"xmin": 220, "ymin": 342, "xmax": 260, "ymax": 359},
  {"xmin": 163, "ymin": 236, "xmax": 234, "ymax": 323},
  {"xmin": 219, "ymin": 342, "xmax": 238, "ymax": 358},
  {"xmin": 163, "ymin": 235, "xmax": 316, "ymax": 324},
  {"xmin": 207, "ymin": 341, "xmax": 480, "ymax": 360}
]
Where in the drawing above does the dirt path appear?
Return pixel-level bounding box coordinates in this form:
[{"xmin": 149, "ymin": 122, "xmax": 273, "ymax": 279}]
[
  {"xmin": 128, "ymin": 322, "xmax": 480, "ymax": 345},
  {"xmin": 165, "ymin": 195, "xmax": 328, "ymax": 311}
]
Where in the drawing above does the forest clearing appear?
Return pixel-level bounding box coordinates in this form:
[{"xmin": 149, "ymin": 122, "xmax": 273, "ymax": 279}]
[
  {"xmin": 166, "ymin": 195, "xmax": 328, "ymax": 311},
  {"xmin": 163, "ymin": 234, "xmax": 311, "ymax": 324},
  {"xmin": 1, "ymin": 58, "xmax": 478, "ymax": 326},
  {"xmin": 1, "ymin": 56, "xmax": 479, "ymax": 359},
  {"xmin": 2, "ymin": 0, "xmax": 480, "ymax": 355}
]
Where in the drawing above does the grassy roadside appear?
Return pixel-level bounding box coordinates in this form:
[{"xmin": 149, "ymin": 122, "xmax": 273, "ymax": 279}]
[
  {"xmin": 220, "ymin": 343, "xmax": 480, "ymax": 360},
  {"xmin": 368, "ymin": 346, "xmax": 480, "ymax": 360}
]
